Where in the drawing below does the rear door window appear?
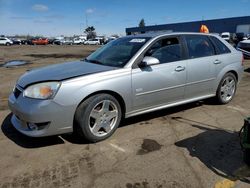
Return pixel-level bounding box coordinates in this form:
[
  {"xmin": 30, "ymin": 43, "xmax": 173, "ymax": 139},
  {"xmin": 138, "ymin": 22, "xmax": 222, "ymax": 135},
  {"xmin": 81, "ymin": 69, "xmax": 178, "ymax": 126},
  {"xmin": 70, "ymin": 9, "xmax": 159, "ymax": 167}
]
[{"xmin": 185, "ymin": 35, "xmax": 215, "ymax": 58}]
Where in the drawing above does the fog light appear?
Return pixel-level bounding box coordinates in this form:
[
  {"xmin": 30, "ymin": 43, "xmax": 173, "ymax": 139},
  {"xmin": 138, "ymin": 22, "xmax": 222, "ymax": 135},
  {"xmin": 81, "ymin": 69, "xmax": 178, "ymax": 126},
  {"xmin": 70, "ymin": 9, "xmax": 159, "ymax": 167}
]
[
  {"xmin": 27, "ymin": 123, "xmax": 38, "ymax": 130},
  {"xmin": 27, "ymin": 122, "xmax": 50, "ymax": 130}
]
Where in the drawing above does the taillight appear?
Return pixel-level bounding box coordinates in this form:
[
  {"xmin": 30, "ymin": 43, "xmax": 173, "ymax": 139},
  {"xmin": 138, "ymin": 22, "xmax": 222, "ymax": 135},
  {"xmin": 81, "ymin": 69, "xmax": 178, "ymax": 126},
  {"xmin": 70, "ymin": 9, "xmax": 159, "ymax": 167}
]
[{"xmin": 242, "ymin": 54, "xmax": 244, "ymax": 66}]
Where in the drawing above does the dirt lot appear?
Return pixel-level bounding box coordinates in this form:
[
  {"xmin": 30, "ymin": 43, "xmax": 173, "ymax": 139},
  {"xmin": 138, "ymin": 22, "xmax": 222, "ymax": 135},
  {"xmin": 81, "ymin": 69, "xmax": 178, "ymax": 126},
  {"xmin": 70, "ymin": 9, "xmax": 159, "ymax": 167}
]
[
  {"xmin": 0, "ymin": 45, "xmax": 250, "ymax": 188},
  {"xmin": 0, "ymin": 45, "xmax": 97, "ymax": 111}
]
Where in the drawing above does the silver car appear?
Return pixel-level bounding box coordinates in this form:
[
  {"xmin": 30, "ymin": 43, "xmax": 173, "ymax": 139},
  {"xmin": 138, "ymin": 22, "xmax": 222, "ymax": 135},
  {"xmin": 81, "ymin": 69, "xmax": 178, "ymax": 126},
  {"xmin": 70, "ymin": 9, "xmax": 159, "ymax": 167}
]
[
  {"xmin": 8, "ymin": 32, "xmax": 244, "ymax": 142},
  {"xmin": 84, "ymin": 39, "xmax": 100, "ymax": 45}
]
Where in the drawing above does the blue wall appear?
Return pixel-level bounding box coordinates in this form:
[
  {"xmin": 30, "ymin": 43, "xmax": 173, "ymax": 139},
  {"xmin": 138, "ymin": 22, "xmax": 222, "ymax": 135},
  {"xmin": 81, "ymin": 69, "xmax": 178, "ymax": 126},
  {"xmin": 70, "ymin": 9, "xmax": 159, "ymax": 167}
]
[{"xmin": 126, "ymin": 16, "xmax": 250, "ymax": 34}]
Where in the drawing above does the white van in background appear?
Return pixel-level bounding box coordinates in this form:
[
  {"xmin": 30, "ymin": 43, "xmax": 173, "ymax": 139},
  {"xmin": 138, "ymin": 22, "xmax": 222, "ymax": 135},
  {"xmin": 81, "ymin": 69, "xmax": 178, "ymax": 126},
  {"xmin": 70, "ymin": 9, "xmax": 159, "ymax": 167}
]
[
  {"xmin": 73, "ymin": 38, "xmax": 85, "ymax": 45},
  {"xmin": 221, "ymin": 32, "xmax": 230, "ymax": 42}
]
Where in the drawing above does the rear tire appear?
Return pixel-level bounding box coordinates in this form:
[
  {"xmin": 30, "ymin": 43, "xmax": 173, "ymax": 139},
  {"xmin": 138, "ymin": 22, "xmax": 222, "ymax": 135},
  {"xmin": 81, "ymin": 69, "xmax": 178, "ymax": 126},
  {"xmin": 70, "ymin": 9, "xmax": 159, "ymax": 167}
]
[
  {"xmin": 216, "ymin": 73, "xmax": 237, "ymax": 104},
  {"xmin": 74, "ymin": 94, "xmax": 122, "ymax": 142}
]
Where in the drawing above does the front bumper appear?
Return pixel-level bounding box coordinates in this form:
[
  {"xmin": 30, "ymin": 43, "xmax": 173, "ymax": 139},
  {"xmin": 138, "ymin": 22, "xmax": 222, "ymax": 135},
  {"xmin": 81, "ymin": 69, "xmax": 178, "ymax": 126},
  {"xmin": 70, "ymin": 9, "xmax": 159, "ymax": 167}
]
[{"xmin": 8, "ymin": 89, "xmax": 75, "ymax": 137}]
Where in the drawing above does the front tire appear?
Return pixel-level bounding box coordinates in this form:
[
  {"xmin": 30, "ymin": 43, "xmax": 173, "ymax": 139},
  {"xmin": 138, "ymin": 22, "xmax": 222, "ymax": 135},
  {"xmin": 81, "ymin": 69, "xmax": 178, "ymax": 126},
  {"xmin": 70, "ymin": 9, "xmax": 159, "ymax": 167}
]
[
  {"xmin": 216, "ymin": 73, "xmax": 237, "ymax": 104},
  {"xmin": 74, "ymin": 94, "xmax": 122, "ymax": 142}
]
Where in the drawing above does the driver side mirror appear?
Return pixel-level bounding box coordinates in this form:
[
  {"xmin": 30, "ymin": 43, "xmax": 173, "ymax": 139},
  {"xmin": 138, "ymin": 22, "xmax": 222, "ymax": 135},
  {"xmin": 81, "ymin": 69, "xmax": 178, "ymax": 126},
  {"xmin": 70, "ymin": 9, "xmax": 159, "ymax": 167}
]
[{"xmin": 139, "ymin": 56, "xmax": 160, "ymax": 67}]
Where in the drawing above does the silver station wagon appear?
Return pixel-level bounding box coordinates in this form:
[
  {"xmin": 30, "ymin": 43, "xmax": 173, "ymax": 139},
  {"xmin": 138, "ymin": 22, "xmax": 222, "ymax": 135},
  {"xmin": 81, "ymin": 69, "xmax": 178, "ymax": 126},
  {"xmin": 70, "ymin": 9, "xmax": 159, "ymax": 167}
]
[{"xmin": 9, "ymin": 32, "xmax": 244, "ymax": 142}]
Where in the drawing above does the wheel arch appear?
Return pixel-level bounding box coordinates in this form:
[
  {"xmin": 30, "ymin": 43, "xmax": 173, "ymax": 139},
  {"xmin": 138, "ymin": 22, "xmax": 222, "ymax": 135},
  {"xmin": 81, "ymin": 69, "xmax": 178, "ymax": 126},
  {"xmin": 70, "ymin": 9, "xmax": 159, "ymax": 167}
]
[
  {"xmin": 226, "ymin": 70, "xmax": 238, "ymax": 82},
  {"xmin": 216, "ymin": 70, "xmax": 239, "ymax": 92},
  {"xmin": 215, "ymin": 64, "xmax": 240, "ymax": 92},
  {"xmin": 73, "ymin": 90, "xmax": 126, "ymax": 135},
  {"xmin": 215, "ymin": 70, "xmax": 238, "ymax": 104},
  {"xmin": 75, "ymin": 90, "xmax": 126, "ymax": 118}
]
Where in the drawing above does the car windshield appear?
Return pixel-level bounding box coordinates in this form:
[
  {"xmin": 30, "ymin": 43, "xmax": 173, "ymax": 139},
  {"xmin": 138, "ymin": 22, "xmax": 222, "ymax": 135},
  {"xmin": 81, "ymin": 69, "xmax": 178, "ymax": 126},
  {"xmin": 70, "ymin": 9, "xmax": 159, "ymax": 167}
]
[{"xmin": 86, "ymin": 37, "xmax": 150, "ymax": 67}]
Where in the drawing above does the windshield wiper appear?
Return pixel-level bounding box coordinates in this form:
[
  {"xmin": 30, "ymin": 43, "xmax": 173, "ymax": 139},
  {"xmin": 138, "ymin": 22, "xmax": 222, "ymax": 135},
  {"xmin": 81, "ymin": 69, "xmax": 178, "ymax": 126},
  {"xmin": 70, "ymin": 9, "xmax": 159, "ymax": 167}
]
[{"xmin": 85, "ymin": 58, "xmax": 103, "ymax": 65}]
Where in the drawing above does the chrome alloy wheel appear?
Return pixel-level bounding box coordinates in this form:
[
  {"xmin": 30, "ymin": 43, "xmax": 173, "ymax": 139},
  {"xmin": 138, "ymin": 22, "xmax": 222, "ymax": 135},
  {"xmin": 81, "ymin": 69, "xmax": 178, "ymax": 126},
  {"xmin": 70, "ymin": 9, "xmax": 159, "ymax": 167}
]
[
  {"xmin": 88, "ymin": 100, "xmax": 118, "ymax": 137},
  {"xmin": 220, "ymin": 76, "xmax": 236, "ymax": 103}
]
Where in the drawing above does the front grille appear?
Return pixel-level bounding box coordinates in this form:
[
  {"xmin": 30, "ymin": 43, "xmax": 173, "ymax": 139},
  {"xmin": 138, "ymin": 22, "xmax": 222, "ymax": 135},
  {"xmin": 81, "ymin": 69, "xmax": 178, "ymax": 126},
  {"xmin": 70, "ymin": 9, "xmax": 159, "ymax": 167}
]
[{"xmin": 13, "ymin": 86, "xmax": 22, "ymax": 98}]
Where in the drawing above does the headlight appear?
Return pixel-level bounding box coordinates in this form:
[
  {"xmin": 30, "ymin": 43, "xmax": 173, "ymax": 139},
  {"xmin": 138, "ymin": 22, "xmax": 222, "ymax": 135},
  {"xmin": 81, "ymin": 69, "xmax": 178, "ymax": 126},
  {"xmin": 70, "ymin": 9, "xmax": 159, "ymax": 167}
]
[{"xmin": 23, "ymin": 82, "xmax": 61, "ymax": 99}]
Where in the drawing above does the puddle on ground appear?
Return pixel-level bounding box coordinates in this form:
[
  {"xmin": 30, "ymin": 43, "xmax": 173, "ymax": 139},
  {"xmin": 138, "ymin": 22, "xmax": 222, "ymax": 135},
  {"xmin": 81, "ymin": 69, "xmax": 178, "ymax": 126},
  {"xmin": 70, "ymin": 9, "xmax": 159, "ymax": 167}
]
[
  {"xmin": 137, "ymin": 139, "xmax": 162, "ymax": 155},
  {"xmin": 1, "ymin": 60, "xmax": 31, "ymax": 68}
]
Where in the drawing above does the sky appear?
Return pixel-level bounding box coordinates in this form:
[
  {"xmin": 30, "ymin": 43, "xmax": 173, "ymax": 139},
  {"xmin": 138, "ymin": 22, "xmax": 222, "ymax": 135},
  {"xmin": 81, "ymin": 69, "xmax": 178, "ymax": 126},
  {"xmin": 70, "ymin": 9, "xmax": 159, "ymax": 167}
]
[{"xmin": 0, "ymin": 0, "xmax": 249, "ymax": 37}]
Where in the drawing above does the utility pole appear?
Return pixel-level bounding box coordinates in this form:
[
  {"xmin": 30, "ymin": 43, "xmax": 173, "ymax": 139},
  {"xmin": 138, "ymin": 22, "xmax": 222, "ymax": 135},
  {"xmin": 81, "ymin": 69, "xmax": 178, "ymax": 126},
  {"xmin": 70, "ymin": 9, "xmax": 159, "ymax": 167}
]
[{"xmin": 85, "ymin": 13, "xmax": 88, "ymax": 28}]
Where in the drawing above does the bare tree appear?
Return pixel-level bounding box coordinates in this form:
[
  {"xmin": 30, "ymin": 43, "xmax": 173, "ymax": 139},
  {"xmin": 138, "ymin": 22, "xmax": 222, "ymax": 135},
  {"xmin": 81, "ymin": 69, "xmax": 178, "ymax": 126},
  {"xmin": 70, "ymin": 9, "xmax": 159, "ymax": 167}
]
[{"xmin": 84, "ymin": 26, "xmax": 96, "ymax": 39}]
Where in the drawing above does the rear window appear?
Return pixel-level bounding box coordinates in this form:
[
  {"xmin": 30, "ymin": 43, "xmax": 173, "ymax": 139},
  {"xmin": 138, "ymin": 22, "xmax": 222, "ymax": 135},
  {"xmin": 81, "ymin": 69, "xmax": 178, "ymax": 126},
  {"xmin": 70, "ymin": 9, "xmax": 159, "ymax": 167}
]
[
  {"xmin": 210, "ymin": 36, "xmax": 231, "ymax": 54},
  {"xmin": 185, "ymin": 35, "xmax": 215, "ymax": 58}
]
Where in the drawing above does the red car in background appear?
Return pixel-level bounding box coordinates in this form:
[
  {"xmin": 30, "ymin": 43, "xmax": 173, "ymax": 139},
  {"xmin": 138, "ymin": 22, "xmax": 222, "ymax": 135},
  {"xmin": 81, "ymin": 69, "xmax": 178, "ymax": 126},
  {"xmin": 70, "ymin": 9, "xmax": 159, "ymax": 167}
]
[{"xmin": 32, "ymin": 38, "xmax": 49, "ymax": 45}]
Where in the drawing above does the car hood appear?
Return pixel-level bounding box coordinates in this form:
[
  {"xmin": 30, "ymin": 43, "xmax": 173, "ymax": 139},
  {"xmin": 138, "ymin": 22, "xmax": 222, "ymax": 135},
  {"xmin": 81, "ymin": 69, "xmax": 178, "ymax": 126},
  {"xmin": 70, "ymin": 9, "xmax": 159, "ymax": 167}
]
[{"xmin": 17, "ymin": 61, "xmax": 117, "ymax": 88}]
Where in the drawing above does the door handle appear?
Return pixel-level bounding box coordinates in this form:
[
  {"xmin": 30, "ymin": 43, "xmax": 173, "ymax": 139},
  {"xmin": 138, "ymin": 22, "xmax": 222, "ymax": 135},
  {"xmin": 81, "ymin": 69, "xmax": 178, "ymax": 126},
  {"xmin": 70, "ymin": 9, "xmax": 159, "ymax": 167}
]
[
  {"xmin": 175, "ymin": 66, "xmax": 185, "ymax": 72},
  {"xmin": 214, "ymin": 60, "xmax": 222, "ymax": 64}
]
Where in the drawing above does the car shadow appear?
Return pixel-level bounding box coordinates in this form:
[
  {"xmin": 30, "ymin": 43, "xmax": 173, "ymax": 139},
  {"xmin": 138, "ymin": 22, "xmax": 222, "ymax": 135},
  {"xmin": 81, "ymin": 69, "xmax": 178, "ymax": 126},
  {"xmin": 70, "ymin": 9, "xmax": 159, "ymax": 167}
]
[
  {"xmin": 121, "ymin": 101, "xmax": 203, "ymax": 127},
  {"xmin": 1, "ymin": 113, "xmax": 65, "ymax": 148},
  {"xmin": 1, "ymin": 102, "xmax": 203, "ymax": 147},
  {"xmin": 1, "ymin": 99, "xmax": 227, "ymax": 147},
  {"xmin": 174, "ymin": 117, "xmax": 250, "ymax": 183},
  {"xmin": 61, "ymin": 133, "xmax": 89, "ymax": 145},
  {"xmin": 245, "ymin": 67, "xmax": 250, "ymax": 73}
]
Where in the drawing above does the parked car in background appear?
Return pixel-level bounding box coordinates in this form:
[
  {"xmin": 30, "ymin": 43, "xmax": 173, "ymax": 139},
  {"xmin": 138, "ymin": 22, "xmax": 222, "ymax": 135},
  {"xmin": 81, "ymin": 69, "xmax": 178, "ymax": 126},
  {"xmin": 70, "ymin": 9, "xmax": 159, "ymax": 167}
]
[
  {"xmin": 95, "ymin": 37, "xmax": 105, "ymax": 45},
  {"xmin": 54, "ymin": 38, "xmax": 73, "ymax": 45},
  {"xmin": 243, "ymin": 36, "xmax": 248, "ymax": 40},
  {"xmin": 231, "ymin": 33, "xmax": 246, "ymax": 46},
  {"xmin": 8, "ymin": 32, "xmax": 244, "ymax": 142},
  {"xmin": 236, "ymin": 33, "xmax": 245, "ymax": 41},
  {"xmin": 11, "ymin": 38, "xmax": 22, "ymax": 45},
  {"xmin": 20, "ymin": 39, "xmax": 28, "ymax": 45},
  {"xmin": 221, "ymin": 32, "xmax": 231, "ymax": 42},
  {"xmin": 54, "ymin": 39, "xmax": 64, "ymax": 45},
  {"xmin": 64, "ymin": 38, "xmax": 73, "ymax": 45},
  {"xmin": 0, "ymin": 37, "xmax": 13, "ymax": 46},
  {"xmin": 84, "ymin": 38, "xmax": 100, "ymax": 45},
  {"xmin": 242, "ymin": 34, "xmax": 250, "ymax": 40},
  {"xmin": 73, "ymin": 38, "xmax": 85, "ymax": 45},
  {"xmin": 19, "ymin": 38, "xmax": 34, "ymax": 45},
  {"xmin": 48, "ymin": 38, "xmax": 56, "ymax": 44},
  {"xmin": 237, "ymin": 39, "xmax": 250, "ymax": 58},
  {"xmin": 32, "ymin": 38, "xmax": 49, "ymax": 45},
  {"xmin": 79, "ymin": 35, "xmax": 87, "ymax": 41},
  {"xmin": 104, "ymin": 37, "xmax": 117, "ymax": 44}
]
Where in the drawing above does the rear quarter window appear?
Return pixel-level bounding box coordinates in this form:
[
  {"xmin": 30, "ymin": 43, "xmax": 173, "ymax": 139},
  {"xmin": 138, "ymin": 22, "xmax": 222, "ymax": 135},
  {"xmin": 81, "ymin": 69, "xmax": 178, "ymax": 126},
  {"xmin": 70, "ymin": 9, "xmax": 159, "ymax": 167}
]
[{"xmin": 210, "ymin": 36, "xmax": 231, "ymax": 54}]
